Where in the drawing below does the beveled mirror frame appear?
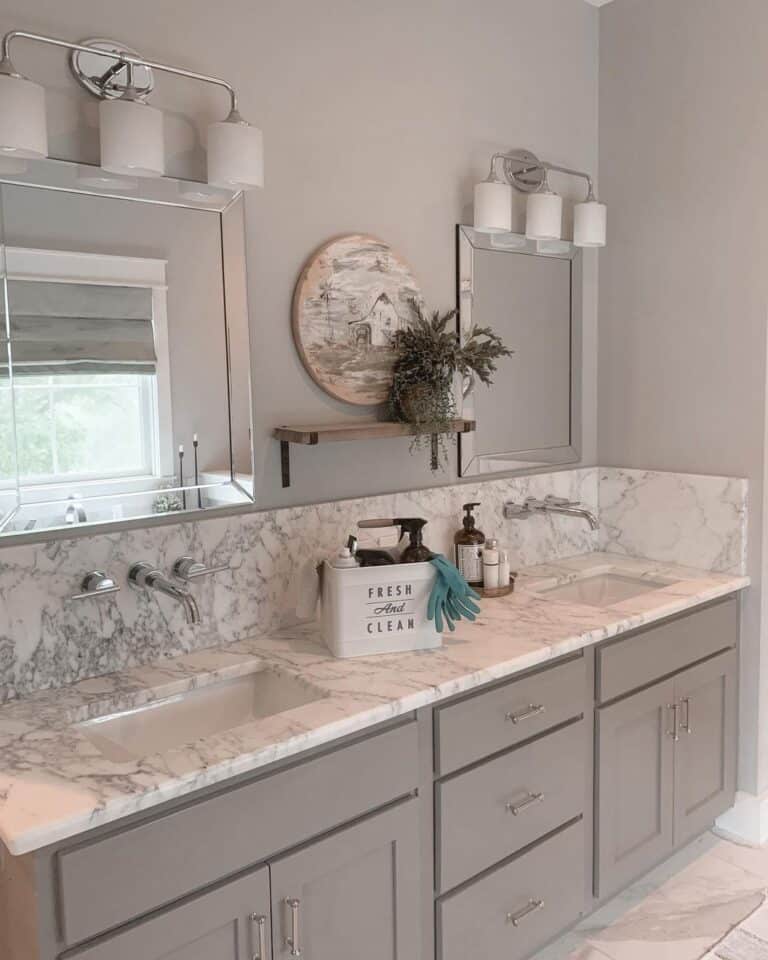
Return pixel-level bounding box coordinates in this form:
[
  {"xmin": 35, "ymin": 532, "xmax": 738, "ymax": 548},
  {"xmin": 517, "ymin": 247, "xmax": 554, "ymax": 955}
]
[
  {"xmin": 456, "ymin": 225, "xmax": 582, "ymax": 477},
  {"xmin": 0, "ymin": 157, "xmax": 255, "ymax": 543}
]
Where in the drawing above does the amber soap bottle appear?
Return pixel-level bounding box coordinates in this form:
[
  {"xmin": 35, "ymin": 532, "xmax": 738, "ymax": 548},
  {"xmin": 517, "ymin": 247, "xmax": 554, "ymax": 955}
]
[{"xmin": 454, "ymin": 502, "xmax": 485, "ymax": 587}]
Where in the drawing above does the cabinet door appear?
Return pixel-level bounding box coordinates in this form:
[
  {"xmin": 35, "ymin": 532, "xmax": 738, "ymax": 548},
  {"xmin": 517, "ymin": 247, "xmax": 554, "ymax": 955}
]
[
  {"xmin": 595, "ymin": 678, "xmax": 675, "ymax": 900},
  {"xmin": 270, "ymin": 799, "xmax": 421, "ymax": 960},
  {"xmin": 70, "ymin": 866, "xmax": 271, "ymax": 960},
  {"xmin": 673, "ymin": 650, "xmax": 737, "ymax": 846}
]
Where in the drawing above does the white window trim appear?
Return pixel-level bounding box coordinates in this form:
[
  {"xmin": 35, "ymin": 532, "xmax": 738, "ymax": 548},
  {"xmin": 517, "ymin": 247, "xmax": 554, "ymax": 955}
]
[{"xmin": 4, "ymin": 245, "xmax": 174, "ymax": 482}]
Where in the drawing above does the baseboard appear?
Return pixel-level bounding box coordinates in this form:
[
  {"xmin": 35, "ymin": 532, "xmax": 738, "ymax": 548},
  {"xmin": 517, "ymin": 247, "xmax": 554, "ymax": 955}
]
[{"xmin": 715, "ymin": 791, "xmax": 768, "ymax": 846}]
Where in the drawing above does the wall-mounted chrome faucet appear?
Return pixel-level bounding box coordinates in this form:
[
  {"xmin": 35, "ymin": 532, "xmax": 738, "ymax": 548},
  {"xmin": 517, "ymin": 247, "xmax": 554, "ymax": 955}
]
[
  {"xmin": 504, "ymin": 495, "xmax": 599, "ymax": 531},
  {"xmin": 128, "ymin": 562, "xmax": 201, "ymax": 625}
]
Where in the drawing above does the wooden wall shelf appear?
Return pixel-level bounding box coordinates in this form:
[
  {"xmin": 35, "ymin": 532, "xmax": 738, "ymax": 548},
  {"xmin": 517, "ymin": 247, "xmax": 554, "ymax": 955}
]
[{"xmin": 273, "ymin": 419, "xmax": 475, "ymax": 487}]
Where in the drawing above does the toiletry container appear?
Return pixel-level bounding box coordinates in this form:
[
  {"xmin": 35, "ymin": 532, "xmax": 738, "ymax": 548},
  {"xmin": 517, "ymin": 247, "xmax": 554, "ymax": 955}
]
[
  {"xmin": 320, "ymin": 560, "xmax": 442, "ymax": 658},
  {"xmin": 482, "ymin": 537, "xmax": 500, "ymax": 589},
  {"xmin": 454, "ymin": 502, "xmax": 485, "ymax": 587},
  {"xmin": 498, "ymin": 548, "xmax": 511, "ymax": 587}
]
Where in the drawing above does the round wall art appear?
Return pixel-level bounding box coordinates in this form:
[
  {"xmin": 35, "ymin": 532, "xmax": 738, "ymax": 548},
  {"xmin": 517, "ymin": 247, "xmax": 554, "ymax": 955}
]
[{"xmin": 292, "ymin": 233, "xmax": 423, "ymax": 406}]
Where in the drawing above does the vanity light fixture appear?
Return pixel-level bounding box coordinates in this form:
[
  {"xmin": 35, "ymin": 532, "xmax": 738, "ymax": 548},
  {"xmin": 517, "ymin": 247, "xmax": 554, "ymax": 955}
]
[
  {"xmin": 473, "ymin": 164, "xmax": 512, "ymax": 234},
  {"xmin": 474, "ymin": 148, "xmax": 606, "ymax": 247},
  {"xmin": 0, "ymin": 30, "xmax": 264, "ymax": 190}
]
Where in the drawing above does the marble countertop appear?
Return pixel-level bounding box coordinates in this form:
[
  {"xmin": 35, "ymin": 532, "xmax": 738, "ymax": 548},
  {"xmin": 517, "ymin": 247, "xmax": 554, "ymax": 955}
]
[{"xmin": 0, "ymin": 552, "xmax": 749, "ymax": 857}]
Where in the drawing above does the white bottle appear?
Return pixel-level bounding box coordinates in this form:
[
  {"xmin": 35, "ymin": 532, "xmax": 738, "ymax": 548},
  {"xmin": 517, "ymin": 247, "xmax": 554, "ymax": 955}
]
[
  {"xmin": 498, "ymin": 548, "xmax": 511, "ymax": 589},
  {"xmin": 330, "ymin": 546, "xmax": 359, "ymax": 569},
  {"xmin": 482, "ymin": 537, "xmax": 500, "ymax": 589}
]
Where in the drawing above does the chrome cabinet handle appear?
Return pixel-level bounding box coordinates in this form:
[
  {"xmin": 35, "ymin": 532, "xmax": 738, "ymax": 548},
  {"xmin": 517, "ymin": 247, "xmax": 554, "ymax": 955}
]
[
  {"xmin": 507, "ymin": 899, "xmax": 545, "ymax": 927},
  {"xmin": 667, "ymin": 703, "xmax": 680, "ymax": 741},
  {"xmin": 506, "ymin": 792, "xmax": 544, "ymax": 816},
  {"xmin": 285, "ymin": 897, "xmax": 301, "ymax": 957},
  {"xmin": 250, "ymin": 913, "xmax": 267, "ymax": 960},
  {"xmin": 505, "ymin": 704, "xmax": 545, "ymax": 724},
  {"xmin": 680, "ymin": 697, "xmax": 692, "ymax": 734},
  {"xmin": 70, "ymin": 571, "xmax": 121, "ymax": 601}
]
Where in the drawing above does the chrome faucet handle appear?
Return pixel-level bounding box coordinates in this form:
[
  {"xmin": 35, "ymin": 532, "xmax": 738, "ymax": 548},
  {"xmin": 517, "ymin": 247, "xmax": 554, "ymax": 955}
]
[
  {"xmin": 172, "ymin": 556, "xmax": 229, "ymax": 581},
  {"xmin": 70, "ymin": 571, "xmax": 121, "ymax": 601}
]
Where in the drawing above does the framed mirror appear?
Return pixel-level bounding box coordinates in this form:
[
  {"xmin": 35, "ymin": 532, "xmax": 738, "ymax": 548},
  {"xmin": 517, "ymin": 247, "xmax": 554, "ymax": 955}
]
[
  {"xmin": 456, "ymin": 225, "xmax": 582, "ymax": 477},
  {"xmin": 0, "ymin": 159, "xmax": 254, "ymax": 539}
]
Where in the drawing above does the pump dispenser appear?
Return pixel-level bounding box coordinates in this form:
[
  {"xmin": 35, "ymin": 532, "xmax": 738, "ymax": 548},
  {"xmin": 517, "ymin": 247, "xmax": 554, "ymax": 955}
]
[
  {"xmin": 397, "ymin": 518, "xmax": 433, "ymax": 563},
  {"xmin": 358, "ymin": 517, "xmax": 434, "ymax": 563},
  {"xmin": 454, "ymin": 502, "xmax": 485, "ymax": 586}
]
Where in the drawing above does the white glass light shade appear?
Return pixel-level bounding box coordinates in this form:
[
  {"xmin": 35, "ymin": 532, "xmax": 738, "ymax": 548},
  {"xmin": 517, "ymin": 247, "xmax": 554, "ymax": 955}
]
[
  {"xmin": 99, "ymin": 98, "xmax": 164, "ymax": 178},
  {"xmin": 574, "ymin": 200, "xmax": 607, "ymax": 247},
  {"xmin": 0, "ymin": 74, "xmax": 47, "ymax": 158},
  {"xmin": 473, "ymin": 179, "xmax": 512, "ymax": 234},
  {"xmin": 526, "ymin": 190, "xmax": 563, "ymax": 240},
  {"xmin": 207, "ymin": 119, "xmax": 264, "ymax": 189}
]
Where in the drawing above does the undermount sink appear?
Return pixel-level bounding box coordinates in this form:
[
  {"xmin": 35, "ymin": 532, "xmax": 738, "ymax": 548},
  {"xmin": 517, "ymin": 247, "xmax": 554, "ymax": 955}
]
[
  {"xmin": 76, "ymin": 666, "xmax": 326, "ymax": 762},
  {"xmin": 538, "ymin": 572, "xmax": 669, "ymax": 607}
]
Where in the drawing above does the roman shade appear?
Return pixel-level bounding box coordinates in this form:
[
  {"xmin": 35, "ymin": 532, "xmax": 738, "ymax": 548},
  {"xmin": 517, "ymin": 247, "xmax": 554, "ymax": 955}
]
[{"xmin": 2, "ymin": 279, "xmax": 156, "ymax": 376}]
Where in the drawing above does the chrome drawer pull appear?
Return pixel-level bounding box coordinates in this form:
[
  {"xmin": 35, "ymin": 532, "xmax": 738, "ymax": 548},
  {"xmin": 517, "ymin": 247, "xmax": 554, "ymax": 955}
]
[
  {"xmin": 666, "ymin": 703, "xmax": 680, "ymax": 741},
  {"xmin": 507, "ymin": 898, "xmax": 545, "ymax": 927},
  {"xmin": 505, "ymin": 704, "xmax": 545, "ymax": 724},
  {"xmin": 680, "ymin": 696, "xmax": 692, "ymax": 734},
  {"xmin": 285, "ymin": 897, "xmax": 301, "ymax": 957},
  {"xmin": 250, "ymin": 913, "xmax": 267, "ymax": 960},
  {"xmin": 506, "ymin": 792, "xmax": 544, "ymax": 816}
]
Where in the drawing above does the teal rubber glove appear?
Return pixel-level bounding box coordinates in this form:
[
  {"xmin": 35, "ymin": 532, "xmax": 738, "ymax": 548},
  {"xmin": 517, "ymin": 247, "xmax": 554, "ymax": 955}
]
[
  {"xmin": 427, "ymin": 555, "xmax": 481, "ymax": 633},
  {"xmin": 431, "ymin": 555, "xmax": 481, "ymax": 605}
]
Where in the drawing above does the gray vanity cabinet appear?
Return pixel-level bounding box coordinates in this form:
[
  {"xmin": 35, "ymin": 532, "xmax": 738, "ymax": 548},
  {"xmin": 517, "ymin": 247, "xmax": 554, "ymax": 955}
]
[
  {"xmin": 673, "ymin": 650, "xmax": 737, "ymax": 847},
  {"xmin": 596, "ymin": 637, "xmax": 738, "ymax": 900},
  {"xmin": 69, "ymin": 866, "xmax": 271, "ymax": 960},
  {"xmin": 269, "ymin": 799, "xmax": 421, "ymax": 960},
  {"xmin": 595, "ymin": 677, "xmax": 676, "ymax": 899}
]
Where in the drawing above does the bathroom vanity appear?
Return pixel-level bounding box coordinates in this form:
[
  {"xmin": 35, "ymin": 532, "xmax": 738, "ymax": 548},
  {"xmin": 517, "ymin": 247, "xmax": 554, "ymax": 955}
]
[{"xmin": 0, "ymin": 557, "xmax": 745, "ymax": 960}]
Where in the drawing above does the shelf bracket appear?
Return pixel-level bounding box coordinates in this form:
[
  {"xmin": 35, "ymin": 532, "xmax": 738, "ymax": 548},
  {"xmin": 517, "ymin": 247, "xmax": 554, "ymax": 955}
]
[{"xmin": 280, "ymin": 440, "xmax": 290, "ymax": 488}]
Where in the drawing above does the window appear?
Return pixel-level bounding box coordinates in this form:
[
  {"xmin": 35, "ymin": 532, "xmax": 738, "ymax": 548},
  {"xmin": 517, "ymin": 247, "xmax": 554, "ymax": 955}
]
[
  {"xmin": 0, "ymin": 246, "xmax": 172, "ymax": 493},
  {"xmin": 0, "ymin": 372, "xmax": 159, "ymax": 486}
]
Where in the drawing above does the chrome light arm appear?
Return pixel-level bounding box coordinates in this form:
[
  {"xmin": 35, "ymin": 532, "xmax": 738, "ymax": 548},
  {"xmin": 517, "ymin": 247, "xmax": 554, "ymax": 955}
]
[
  {"xmin": 0, "ymin": 30, "xmax": 239, "ymax": 113},
  {"xmin": 486, "ymin": 148, "xmax": 597, "ymax": 202}
]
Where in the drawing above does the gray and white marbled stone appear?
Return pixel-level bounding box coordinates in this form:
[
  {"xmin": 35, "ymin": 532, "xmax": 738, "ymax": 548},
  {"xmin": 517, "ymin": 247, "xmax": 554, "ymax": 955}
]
[
  {"xmin": 0, "ymin": 467, "xmax": 599, "ymax": 703},
  {"xmin": 0, "ymin": 551, "xmax": 748, "ymax": 855},
  {"xmin": 599, "ymin": 468, "xmax": 748, "ymax": 575}
]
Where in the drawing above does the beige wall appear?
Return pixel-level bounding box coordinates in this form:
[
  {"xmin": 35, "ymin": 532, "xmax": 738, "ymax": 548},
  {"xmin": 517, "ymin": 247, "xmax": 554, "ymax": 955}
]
[
  {"xmin": 0, "ymin": 0, "xmax": 599, "ymax": 507},
  {"xmin": 599, "ymin": 0, "xmax": 768, "ymax": 802}
]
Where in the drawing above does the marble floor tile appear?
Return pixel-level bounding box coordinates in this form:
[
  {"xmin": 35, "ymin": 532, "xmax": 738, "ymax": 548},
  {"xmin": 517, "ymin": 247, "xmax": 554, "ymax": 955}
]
[
  {"xmin": 710, "ymin": 928, "xmax": 768, "ymax": 960},
  {"xmin": 738, "ymin": 901, "xmax": 768, "ymax": 943},
  {"xmin": 711, "ymin": 839, "xmax": 768, "ymax": 886},
  {"xmin": 534, "ymin": 834, "xmax": 768, "ymax": 960}
]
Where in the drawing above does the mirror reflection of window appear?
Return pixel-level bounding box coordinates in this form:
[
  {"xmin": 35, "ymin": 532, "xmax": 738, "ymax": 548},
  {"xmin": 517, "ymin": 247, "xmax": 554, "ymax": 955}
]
[{"xmin": 0, "ymin": 249, "xmax": 172, "ymax": 498}]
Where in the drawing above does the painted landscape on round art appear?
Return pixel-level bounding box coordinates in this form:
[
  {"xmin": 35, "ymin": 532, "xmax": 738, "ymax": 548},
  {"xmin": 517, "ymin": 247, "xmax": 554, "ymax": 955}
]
[{"xmin": 292, "ymin": 234, "xmax": 423, "ymax": 405}]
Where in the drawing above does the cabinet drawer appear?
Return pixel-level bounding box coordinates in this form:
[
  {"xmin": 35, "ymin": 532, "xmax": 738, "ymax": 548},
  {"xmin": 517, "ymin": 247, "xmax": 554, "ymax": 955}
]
[
  {"xmin": 596, "ymin": 597, "xmax": 738, "ymax": 703},
  {"xmin": 58, "ymin": 720, "xmax": 418, "ymax": 946},
  {"xmin": 435, "ymin": 656, "xmax": 585, "ymax": 775},
  {"xmin": 437, "ymin": 820, "xmax": 585, "ymax": 960},
  {"xmin": 437, "ymin": 720, "xmax": 585, "ymax": 892}
]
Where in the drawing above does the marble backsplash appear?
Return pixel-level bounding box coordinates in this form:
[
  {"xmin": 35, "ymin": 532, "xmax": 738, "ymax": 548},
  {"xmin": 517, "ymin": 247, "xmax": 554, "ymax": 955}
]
[
  {"xmin": 0, "ymin": 465, "xmax": 748, "ymax": 704},
  {"xmin": 0, "ymin": 468, "xmax": 598, "ymax": 703},
  {"xmin": 599, "ymin": 467, "xmax": 748, "ymax": 575}
]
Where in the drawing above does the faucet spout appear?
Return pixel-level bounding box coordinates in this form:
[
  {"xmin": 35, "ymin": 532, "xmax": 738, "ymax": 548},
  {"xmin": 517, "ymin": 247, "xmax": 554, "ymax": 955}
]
[
  {"xmin": 128, "ymin": 562, "xmax": 201, "ymax": 624},
  {"xmin": 503, "ymin": 495, "xmax": 599, "ymax": 531},
  {"xmin": 542, "ymin": 502, "xmax": 600, "ymax": 530}
]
